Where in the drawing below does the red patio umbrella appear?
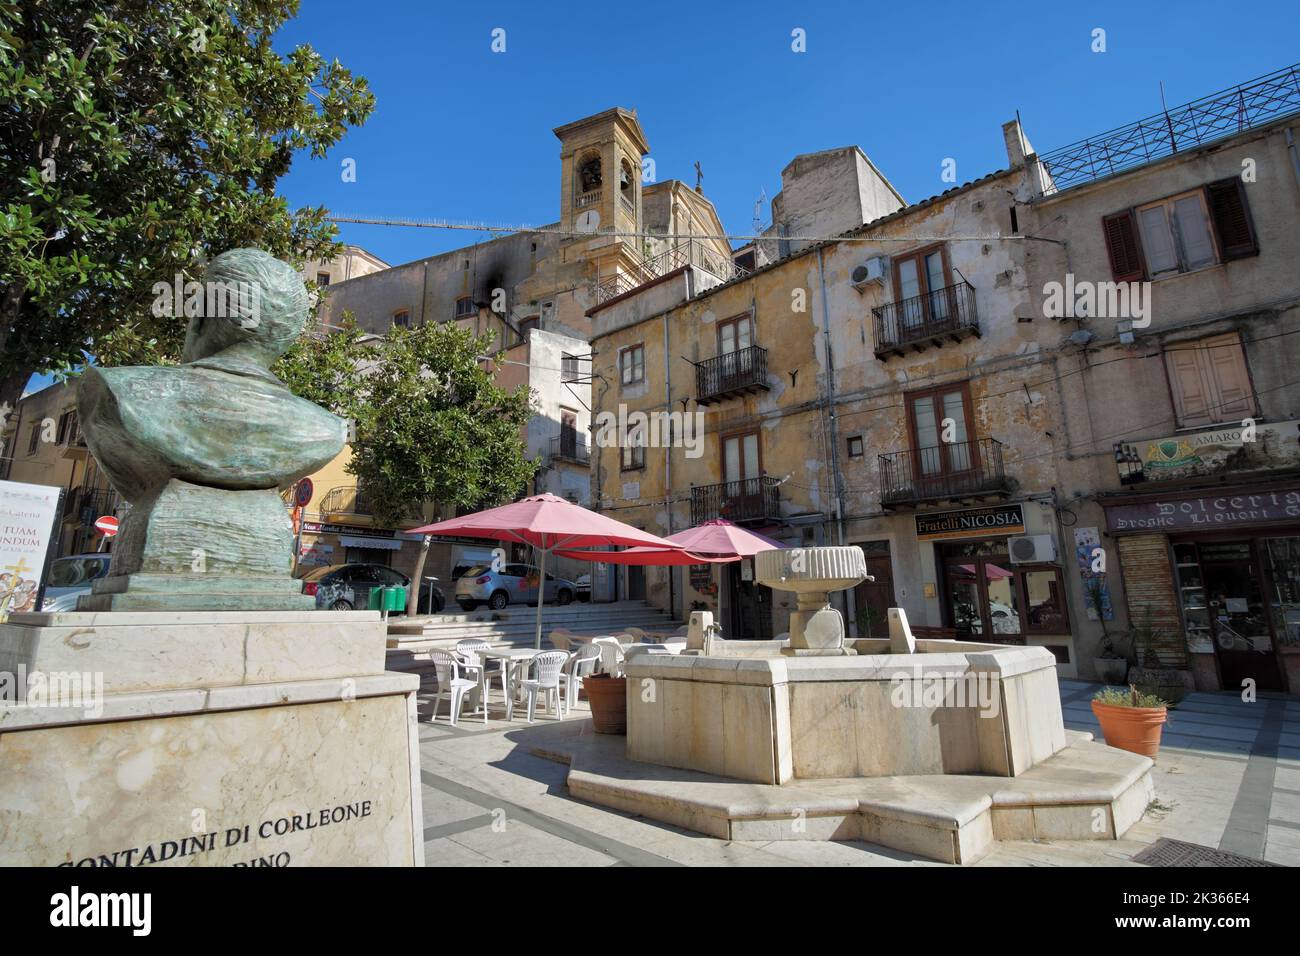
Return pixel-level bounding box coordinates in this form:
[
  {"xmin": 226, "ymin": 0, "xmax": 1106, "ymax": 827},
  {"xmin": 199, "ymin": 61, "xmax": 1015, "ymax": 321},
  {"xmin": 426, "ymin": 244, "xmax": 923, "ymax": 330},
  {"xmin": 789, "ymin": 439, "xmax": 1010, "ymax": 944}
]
[
  {"xmin": 409, "ymin": 493, "xmax": 683, "ymax": 648},
  {"xmin": 555, "ymin": 518, "xmax": 782, "ymax": 566}
]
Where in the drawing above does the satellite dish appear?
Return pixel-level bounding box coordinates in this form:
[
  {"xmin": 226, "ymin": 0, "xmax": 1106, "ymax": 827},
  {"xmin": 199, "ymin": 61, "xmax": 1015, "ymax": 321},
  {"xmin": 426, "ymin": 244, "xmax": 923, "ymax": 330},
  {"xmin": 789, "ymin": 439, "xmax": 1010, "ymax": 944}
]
[{"xmin": 575, "ymin": 210, "xmax": 600, "ymax": 234}]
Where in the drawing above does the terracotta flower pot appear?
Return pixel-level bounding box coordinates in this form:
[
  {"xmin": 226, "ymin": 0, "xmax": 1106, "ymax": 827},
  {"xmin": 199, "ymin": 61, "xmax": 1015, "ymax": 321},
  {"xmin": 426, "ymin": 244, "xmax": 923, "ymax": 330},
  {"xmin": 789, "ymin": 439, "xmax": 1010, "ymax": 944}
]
[
  {"xmin": 1091, "ymin": 699, "xmax": 1167, "ymax": 758},
  {"xmin": 583, "ymin": 675, "xmax": 627, "ymax": 735}
]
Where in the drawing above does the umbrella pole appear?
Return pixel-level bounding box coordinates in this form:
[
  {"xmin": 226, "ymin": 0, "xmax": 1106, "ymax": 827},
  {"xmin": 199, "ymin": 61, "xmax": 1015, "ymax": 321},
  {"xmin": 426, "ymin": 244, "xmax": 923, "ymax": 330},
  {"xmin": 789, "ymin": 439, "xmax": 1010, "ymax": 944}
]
[{"xmin": 535, "ymin": 547, "xmax": 547, "ymax": 650}]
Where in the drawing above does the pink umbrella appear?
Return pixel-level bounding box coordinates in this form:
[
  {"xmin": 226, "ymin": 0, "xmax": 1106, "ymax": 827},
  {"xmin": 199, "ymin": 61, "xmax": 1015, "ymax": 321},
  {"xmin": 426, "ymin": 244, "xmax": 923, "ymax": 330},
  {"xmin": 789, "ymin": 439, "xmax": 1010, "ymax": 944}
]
[
  {"xmin": 555, "ymin": 518, "xmax": 781, "ymax": 566},
  {"xmin": 409, "ymin": 493, "xmax": 683, "ymax": 648}
]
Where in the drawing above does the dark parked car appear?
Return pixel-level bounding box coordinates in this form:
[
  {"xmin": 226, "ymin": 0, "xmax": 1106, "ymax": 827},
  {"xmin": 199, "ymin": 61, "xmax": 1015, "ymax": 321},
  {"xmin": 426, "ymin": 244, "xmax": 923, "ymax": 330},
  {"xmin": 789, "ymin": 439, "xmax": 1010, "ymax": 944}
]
[{"xmin": 301, "ymin": 564, "xmax": 444, "ymax": 616}]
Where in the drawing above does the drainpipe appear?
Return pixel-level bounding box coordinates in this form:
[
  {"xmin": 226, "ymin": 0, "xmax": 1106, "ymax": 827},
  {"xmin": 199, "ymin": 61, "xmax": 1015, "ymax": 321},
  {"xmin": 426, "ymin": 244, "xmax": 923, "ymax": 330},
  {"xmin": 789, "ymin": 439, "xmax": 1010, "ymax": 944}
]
[
  {"xmin": 815, "ymin": 248, "xmax": 846, "ymax": 548},
  {"xmin": 1288, "ymin": 128, "xmax": 1300, "ymax": 191},
  {"xmin": 816, "ymin": 247, "xmax": 851, "ymax": 626},
  {"xmin": 664, "ymin": 311, "xmax": 675, "ymax": 619}
]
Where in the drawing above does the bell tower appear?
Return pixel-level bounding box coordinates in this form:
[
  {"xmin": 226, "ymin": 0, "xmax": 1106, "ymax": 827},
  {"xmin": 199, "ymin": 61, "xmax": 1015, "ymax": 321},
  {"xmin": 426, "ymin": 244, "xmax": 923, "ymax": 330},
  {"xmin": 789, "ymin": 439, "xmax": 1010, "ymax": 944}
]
[{"xmin": 553, "ymin": 108, "xmax": 648, "ymax": 271}]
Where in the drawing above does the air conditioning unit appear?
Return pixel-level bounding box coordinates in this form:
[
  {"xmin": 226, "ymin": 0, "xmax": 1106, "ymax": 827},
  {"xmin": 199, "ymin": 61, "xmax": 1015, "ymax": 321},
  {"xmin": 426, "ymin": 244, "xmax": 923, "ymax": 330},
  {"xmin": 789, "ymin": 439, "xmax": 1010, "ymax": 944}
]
[
  {"xmin": 850, "ymin": 256, "xmax": 887, "ymax": 292},
  {"xmin": 1008, "ymin": 534, "xmax": 1057, "ymax": 564}
]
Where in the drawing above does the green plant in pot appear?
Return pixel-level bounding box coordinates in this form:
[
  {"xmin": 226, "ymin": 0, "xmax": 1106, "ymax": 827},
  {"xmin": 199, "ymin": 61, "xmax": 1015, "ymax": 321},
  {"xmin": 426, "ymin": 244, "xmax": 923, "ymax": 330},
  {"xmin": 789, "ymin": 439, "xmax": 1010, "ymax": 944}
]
[
  {"xmin": 1091, "ymin": 684, "xmax": 1169, "ymax": 758},
  {"xmin": 1126, "ymin": 617, "xmax": 1189, "ymax": 705},
  {"xmin": 1088, "ymin": 579, "xmax": 1129, "ymax": 684}
]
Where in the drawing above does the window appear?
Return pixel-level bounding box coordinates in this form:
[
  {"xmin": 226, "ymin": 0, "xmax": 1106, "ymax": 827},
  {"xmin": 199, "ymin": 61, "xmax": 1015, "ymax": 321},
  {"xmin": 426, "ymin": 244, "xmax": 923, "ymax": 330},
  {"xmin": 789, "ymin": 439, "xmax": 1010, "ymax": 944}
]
[
  {"xmin": 1163, "ymin": 332, "xmax": 1257, "ymax": 428},
  {"xmin": 847, "ymin": 435, "xmax": 864, "ymax": 459},
  {"xmin": 57, "ymin": 409, "xmax": 78, "ymax": 446},
  {"xmin": 392, "ymin": 310, "xmax": 410, "ymax": 329},
  {"xmin": 718, "ymin": 314, "xmax": 753, "ymax": 355},
  {"xmin": 27, "ymin": 423, "xmax": 40, "ymax": 455},
  {"xmin": 722, "ymin": 430, "xmax": 761, "ymax": 484},
  {"xmin": 892, "ymin": 244, "xmax": 953, "ymax": 330},
  {"xmin": 906, "ymin": 382, "xmax": 976, "ymax": 479},
  {"xmin": 560, "ymin": 352, "xmax": 581, "ymax": 382},
  {"xmin": 517, "ymin": 316, "xmax": 539, "ymax": 346},
  {"xmin": 316, "ymin": 272, "xmax": 331, "ymax": 287},
  {"xmin": 621, "ymin": 428, "xmax": 645, "ymax": 470},
  {"xmin": 454, "ymin": 296, "xmax": 475, "ymax": 319},
  {"xmin": 939, "ymin": 541, "xmax": 1071, "ymax": 641},
  {"xmin": 1102, "ymin": 177, "xmax": 1258, "ymax": 282},
  {"xmin": 620, "ymin": 344, "xmax": 645, "ymax": 385}
]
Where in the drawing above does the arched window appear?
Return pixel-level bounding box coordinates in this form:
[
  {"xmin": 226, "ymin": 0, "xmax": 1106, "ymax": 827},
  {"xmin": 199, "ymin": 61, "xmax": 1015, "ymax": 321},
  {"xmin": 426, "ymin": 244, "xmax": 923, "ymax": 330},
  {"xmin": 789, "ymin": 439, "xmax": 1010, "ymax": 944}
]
[{"xmin": 575, "ymin": 150, "xmax": 602, "ymax": 206}]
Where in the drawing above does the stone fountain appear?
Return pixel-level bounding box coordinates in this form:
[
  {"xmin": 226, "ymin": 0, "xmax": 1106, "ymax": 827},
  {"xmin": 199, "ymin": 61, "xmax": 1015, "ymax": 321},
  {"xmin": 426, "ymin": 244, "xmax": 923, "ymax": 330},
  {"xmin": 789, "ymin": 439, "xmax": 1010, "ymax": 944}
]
[
  {"xmin": 541, "ymin": 545, "xmax": 1157, "ymax": 864},
  {"xmin": 753, "ymin": 546, "xmax": 867, "ymax": 656}
]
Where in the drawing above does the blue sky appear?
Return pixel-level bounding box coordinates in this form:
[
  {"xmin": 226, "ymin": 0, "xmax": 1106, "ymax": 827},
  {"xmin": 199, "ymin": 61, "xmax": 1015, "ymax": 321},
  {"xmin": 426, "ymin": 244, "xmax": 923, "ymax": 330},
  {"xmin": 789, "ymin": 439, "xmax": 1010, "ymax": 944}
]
[
  {"xmin": 273, "ymin": 0, "xmax": 1300, "ymax": 267},
  {"xmin": 21, "ymin": 0, "xmax": 1300, "ymax": 395}
]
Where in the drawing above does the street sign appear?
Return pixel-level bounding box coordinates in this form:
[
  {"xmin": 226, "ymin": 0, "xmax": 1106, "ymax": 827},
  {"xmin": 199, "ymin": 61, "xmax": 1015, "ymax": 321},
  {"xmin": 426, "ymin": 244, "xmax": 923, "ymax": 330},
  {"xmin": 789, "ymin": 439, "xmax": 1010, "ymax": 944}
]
[
  {"xmin": 95, "ymin": 515, "xmax": 119, "ymax": 537},
  {"xmin": 294, "ymin": 478, "xmax": 314, "ymax": 507}
]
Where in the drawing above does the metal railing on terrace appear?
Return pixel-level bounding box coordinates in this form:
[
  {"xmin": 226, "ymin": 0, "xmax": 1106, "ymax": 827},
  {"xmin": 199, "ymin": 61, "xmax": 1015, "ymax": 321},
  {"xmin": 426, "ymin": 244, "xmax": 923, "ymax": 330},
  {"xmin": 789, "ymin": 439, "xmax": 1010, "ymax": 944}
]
[
  {"xmin": 1038, "ymin": 62, "xmax": 1300, "ymax": 192},
  {"xmin": 592, "ymin": 240, "xmax": 751, "ymax": 305}
]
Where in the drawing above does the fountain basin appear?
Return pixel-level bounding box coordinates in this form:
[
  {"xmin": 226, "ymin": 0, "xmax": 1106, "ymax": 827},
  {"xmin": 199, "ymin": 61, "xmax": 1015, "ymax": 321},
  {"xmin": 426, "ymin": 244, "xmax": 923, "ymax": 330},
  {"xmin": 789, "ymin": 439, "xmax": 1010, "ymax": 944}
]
[{"xmin": 625, "ymin": 641, "xmax": 1066, "ymax": 785}]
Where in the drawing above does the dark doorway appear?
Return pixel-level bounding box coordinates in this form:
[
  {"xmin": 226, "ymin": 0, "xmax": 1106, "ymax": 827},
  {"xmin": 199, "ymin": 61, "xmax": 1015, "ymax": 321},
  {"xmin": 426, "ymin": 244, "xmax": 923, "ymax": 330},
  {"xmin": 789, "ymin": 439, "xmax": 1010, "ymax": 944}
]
[
  {"xmin": 1197, "ymin": 540, "xmax": 1283, "ymax": 691},
  {"xmin": 852, "ymin": 541, "xmax": 895, "ymax": 638},
  {"xmin": 627, "ymin": 564, "xmax": 646, "ymax": 601},
  {"xmin": 726, "ymin": 560, "xmax": 773, "ymax": 640}
]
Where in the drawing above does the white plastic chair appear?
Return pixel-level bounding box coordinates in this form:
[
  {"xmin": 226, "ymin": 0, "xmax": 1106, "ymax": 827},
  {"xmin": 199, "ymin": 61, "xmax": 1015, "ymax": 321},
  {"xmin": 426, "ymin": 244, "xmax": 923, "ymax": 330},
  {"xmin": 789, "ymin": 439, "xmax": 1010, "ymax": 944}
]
[
  {"xmin": 591, "ymin": 636, "xmax": 625, "ymax": 677},
  {"xmin": 456, "ymin": 639, "xmax": 508, "ymax": 709},
  {"xmin": 561, "ymin": 643, "xmax": 602, "ymax": 714},
  {"xmin": 429, "ymin": 649, "xmax": 484, "ymax": 726},
  {"xmin": 517, "ymin": 651, "xmax": 570, "ymax": 723}
]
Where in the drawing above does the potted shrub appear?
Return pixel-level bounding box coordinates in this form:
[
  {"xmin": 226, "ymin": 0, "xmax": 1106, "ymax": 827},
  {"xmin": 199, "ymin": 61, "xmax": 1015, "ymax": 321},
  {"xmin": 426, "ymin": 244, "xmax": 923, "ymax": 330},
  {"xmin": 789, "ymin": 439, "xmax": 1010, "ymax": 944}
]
[
  {"xmin": 583, "ymin": 673, "xmax": 627, "ymax": 734},
  {"xmin": 1127, "ymin": 619, "xmax": 1189, "ymax": 705},
  {"xmin": 1088, "ymin": 578, "xmax": 1129, "ymax": 684},
  {"xmin": 1091, "ymin": 685, "xmax": 1168, "ymax": 758}
]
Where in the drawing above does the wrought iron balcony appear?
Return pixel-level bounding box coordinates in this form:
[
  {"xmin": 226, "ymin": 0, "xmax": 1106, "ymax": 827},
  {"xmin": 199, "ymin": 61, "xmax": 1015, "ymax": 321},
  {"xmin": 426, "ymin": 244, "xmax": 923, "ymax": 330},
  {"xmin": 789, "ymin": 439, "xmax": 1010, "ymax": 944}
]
[
  {"xmin": 690, "ymin": 475, "xmax": 781, "ymax": 526},
  {"xmin": 549, "ymin": 434, "xmax": 590, "ymax": 466},
  {"xmin": 591, "ymin": 240, "xmax": 752, "ymax": 306},
  {"xmin": 320, "ymin": 485, "xmax": 374, "ymax": 516},
  {"xmin": 873, "ymin": 281, "xmax": 979, "ymax": 359},
  {"xmin": 878, "ymin": 438, "xmax": 1010, "ymax": 508},
  {"xmin": 696, "ymin": 345, "xmax": 769, "ymax": 405}
]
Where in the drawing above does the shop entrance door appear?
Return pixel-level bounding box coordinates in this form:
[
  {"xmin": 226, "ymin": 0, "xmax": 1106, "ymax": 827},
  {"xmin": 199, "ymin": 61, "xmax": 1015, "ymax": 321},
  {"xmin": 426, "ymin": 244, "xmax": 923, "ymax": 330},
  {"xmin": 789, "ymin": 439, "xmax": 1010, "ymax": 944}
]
[
  {"xmin": 726, "ymin": 560, "xmax": 773, "ymax": 640},
  {"xmin": 1198, "ymin": 540, "xmax": 1283, "ymax": 691}
]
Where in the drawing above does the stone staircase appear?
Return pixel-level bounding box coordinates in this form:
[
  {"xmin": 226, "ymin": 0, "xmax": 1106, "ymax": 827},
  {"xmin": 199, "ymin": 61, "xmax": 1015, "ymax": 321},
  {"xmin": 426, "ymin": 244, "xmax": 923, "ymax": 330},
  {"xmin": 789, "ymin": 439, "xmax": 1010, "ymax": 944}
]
[{"xmin": 385, "ymin": 600, "xmax": 683, "ymax": 673}]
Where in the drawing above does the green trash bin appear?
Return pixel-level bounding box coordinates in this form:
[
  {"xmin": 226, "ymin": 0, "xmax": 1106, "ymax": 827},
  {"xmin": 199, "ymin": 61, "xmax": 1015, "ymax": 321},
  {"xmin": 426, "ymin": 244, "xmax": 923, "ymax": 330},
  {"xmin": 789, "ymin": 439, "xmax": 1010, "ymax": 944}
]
[
  {"xmin": 367, "ymin": 586, "xmax": 407, "ymax": 614},
  {"xmin": 383, "ymin": 586, "xmax": 407, "ymax": 613}
]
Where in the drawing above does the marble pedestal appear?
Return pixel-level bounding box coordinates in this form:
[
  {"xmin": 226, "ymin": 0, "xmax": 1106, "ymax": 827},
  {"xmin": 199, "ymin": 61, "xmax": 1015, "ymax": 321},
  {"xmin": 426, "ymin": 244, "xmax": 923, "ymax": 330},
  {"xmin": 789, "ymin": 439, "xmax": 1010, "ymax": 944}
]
[{"xmin": 0, "ymin": 610, "xmax": 424, "ymax": 867}]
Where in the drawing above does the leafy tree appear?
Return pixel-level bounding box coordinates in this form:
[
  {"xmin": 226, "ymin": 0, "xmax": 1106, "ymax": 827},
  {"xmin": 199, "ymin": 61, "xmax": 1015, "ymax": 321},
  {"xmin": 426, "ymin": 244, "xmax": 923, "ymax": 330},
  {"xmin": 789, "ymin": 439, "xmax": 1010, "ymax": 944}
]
[
  {"xmin": 0, "ymin": 0, "xmax": 374, "ymax": 412},
  {"xmin": 276, "ymin": 319, "xmax": 538, "ymax": 610}
]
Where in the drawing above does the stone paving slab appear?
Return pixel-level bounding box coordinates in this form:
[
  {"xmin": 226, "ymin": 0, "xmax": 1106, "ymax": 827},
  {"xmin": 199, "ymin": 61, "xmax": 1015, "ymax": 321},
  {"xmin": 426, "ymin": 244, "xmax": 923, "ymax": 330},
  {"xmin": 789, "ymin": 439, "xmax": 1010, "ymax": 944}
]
[{"xmin": 413, "ymin": 678, "xmax": 1291, "ymax": 867}]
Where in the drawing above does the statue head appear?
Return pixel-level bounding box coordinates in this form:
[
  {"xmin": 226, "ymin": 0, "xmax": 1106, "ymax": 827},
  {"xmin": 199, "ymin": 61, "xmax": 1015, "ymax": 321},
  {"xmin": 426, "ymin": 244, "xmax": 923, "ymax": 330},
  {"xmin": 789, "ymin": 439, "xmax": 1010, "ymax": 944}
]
[{"xmin": 180, "ymin": 249, "xmax": 309, "ymax": 367}]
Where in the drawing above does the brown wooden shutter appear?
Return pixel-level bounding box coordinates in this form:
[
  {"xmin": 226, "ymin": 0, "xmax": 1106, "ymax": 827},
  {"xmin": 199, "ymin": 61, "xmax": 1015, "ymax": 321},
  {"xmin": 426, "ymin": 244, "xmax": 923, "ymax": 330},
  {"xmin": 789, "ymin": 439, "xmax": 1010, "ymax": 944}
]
[
  {"xmin": 1205, "ymin": 178, "xmax": 1258, "ymax": 260},
  {"xmin": 1101, "ymin": 210, "xmax": 1146, "ymax": 281},
  {"xmin": 1116, "ymin": 535, "xmax": 1187, "ymax": 669},
  {"xmin": 1165, "ymin": 347, "xmax": 1215, "ymax": 427},
  {"xmin": 1203, "ymin": 332, "xmax": 1257, "ymax": 419}
]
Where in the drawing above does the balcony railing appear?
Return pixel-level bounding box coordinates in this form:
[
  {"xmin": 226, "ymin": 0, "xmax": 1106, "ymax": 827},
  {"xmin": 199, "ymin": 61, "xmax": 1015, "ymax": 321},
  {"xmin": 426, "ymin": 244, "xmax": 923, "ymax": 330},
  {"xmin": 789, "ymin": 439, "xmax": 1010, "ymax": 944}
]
[
  {"xmin": 690, "ymin": 476, "xmax": 781, "ymax": 526},
  {"xmin": 878, "ymin": 438, "xmax": 1010, "ymax": 508},
  {"xmin": 574, "ymin": 189, "xmax": 602, "ymax": 209},
  {"xmin": 319, "ymin": 485, "xmax": 373, "ymax": 516},
  {"xmin": 873, "ymin": 281, "xmax": 979, "ymax": 358},
  {"xmin": 1038, "ymin": 62, "xmax": 1300, "ymax": 192},
  {"xmin": 549, "ymin": 434, "xmax": 590, "ymax": 465},
  {"xmin": 695, "ymin": 345, "xmax": 770, "ymax": 405},
  {"xmin": 592, "ymin": 239, "xmax": 752, "ymax": 305}
]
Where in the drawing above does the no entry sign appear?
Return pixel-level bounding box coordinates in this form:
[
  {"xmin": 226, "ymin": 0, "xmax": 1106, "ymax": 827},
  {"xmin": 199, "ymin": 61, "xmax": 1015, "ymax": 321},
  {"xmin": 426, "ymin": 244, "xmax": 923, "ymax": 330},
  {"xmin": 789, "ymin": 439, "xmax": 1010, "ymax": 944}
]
[{"xmin": 94, "ymin": 515, "xmax": 119, "ymax": 537}]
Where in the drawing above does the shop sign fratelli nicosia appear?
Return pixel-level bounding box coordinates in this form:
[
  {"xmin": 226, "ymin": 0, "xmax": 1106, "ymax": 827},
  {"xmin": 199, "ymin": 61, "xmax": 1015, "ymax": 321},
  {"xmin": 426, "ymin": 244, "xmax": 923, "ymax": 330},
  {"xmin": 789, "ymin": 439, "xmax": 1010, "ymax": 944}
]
[
  {"xmin": 915, "ymin": 504, "xmax": 1026, "ymax": 541},
  {"xmin": 1105, "ymin": 487, "xmax": 1300, "ymax": 534}
]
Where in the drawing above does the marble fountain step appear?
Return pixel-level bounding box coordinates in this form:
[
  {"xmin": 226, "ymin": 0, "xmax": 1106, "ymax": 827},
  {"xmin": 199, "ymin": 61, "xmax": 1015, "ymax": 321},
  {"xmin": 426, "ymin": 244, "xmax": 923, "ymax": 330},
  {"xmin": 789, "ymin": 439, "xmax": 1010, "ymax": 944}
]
[{"xmin": 528, "ymin": 725, "xmax": 1155, "ymax": 865}]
